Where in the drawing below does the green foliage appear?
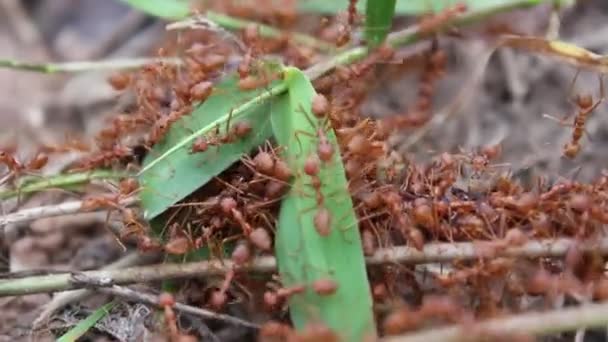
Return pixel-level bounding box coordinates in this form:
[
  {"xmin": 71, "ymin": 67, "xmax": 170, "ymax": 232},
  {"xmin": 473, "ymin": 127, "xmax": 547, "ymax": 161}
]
[
  {"xmin": 57, "ymin": 301, "xmax": 115, "ymax": 342},
  {"xmin": 298, "ymin": 0, "xmax": 544, "ymax": 14},
  {"xmin": 138, "ymin": 76, "xmax": 279, "ymax": 220},
  {"xmin": 365, "ymin": 0, "xmax": 397, "ymax": 47},
  {"xmin": 116, "ymin": 0, "xmax": 190, "ymax": 19},
  {"xmin": 271, "ymin": 67, "xmax": 375, "ymax": 341}
]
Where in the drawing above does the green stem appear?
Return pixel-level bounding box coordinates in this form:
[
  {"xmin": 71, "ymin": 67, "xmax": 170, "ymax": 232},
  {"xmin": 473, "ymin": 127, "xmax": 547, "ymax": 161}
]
[
  {"xmin": 206, "ymin": 11, "xmax": 336, "ymax": 52},
  {"xmin": 0, "ymin": 57, "xmax": 181, "ymax": 73},
  {"xmin": 0, "ymin": 170, "xmax": 128, "ymax": 200}
]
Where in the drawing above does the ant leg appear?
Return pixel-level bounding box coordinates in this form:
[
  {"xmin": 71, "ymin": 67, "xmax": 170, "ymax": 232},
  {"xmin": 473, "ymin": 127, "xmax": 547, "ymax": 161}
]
[
  {"xmin": 104, "ymin": 209, "xmax": 127, "ymax": 252},
  {"xmin": 292, "ymin": 129, "xmax": 317, "ymax": 156},
  {"xmin": 225, "ymin": 108, "xmax": 235, "ymax": 135},
  {"xmin": 566, "ymin": 68, "xmax": 581, "ymax": 105},
  {"xmin": 578, "ymin": 76, "xmax": 605, "ymax": 142},
  {"xmin": 593, "ymin": 74, "xmax": 605, "ymax": 107},
  {"xmin": 296, "ymin": 103, "xmax": 320, "ymax": 129},
  {"xmin": 542, "ymin": 113, "xmax": 572, "ymax": 127},
  {"xmin": 336, "ymin": 210, "xmax": 387, "ymax": 244}
]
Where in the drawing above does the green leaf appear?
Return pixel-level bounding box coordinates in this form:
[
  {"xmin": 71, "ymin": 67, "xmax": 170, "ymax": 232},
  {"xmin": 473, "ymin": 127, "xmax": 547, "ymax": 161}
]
[
  {"xmin": 57, "ymin": 301, "xmax": 115, "ymax": 342},
  {"xmin": 117, "ymin": 0, "xmax": 190, "ymax": 19},
  {"xmin": 139, "ymin": 76, "xmax": 283, "ymax": 220},
  {"xmin": 271, "ymin": 67, "xmax": 375, "ymax": 341},
  {"xmin": 298, "ymin": 0, "xmax": 543, "ymax": 15},
  {"xmin": 365, "ymin": 0, "xmax": 396, "ymax": 47}
]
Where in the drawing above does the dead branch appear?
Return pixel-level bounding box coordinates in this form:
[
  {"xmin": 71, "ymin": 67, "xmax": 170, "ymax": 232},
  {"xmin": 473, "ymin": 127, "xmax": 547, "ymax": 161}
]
[
  {"xmin": 1, "ymin": 238, "xmax": 606, "ymax": 297},
  {"xmin": 384, "ymin": 301, "xmax": 608, "ymax": 342},
  {"xmin": 0, "ymin": 196, "xmax": 138, "ymax": 227},
  {"xmin": 97, "ymin": 285, "xmax": 258, "ymax": 329}
]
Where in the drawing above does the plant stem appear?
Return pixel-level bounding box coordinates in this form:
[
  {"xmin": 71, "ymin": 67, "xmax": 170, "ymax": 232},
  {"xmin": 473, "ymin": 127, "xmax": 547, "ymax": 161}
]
[
  {"xmin": 0, "ymin": 196, "xmax": 138, "ymax": 227},
  {"xmin": 0, "ymin": 170, "xmax": 128, "ymax": 200},
  {"xmin": 1, "ymin": 237, "xmax": 605, "ymax": 297},
  {"xmin": 384, "ymin": 301, "xmax": 608, "ymax": 342},
  {"xmin": 97, "ymin": 284, "xmax": 258, "ymax": 329},
  {"xmin": 205, "ymin": 11, "xmax": 335, "ymax": 52},
  {"xmin": 0, "ymin": 57, "xmax": 181, "ymax": 73}
]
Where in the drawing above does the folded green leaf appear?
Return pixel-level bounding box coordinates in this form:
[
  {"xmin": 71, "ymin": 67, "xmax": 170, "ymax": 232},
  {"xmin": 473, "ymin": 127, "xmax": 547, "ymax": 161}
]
[
  {"xmin": 272, "ymin": 67, "xmax": 375, "ymax": 341},
  {"xmin": 365, "ymin": 0, "xmax": 396, "ymax": 47},
  {"xmin": 139, "ymin": 76, "xmax": 282, "ymax": 220},
  {"xmin": 117, "ymin": 0, "xmax": 190, "ymax": 19}
]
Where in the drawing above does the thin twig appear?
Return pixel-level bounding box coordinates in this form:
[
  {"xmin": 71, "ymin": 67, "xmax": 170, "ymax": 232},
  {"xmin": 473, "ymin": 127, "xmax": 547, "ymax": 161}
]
[
  {"xmin": 383, "ymin": 301, "xmax": 608, "ymax": 342},
  {"xmin": 97, "ymin": 285, "xmax": 258, "ymax": 329},
  {"xmin": 1, "ymin": 238, "xmax": 606, "ymax": 297},
  {"xmin": 0, "ymin": 196, "xmax": 138, "ymax": 227},
  {"xmin": 0, "ymin": 57, "xmax": 181, "ymax": 73},
  {"xmin": 32, "ymin": 252, "xmax": 159, "ymax": 329}
]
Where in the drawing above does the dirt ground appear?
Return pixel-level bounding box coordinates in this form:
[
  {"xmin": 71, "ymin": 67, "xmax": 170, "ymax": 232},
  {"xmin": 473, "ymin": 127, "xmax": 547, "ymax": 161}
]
[{"xmin": 1, "ymin": 0, "xmax": 608, "ymax": 341}]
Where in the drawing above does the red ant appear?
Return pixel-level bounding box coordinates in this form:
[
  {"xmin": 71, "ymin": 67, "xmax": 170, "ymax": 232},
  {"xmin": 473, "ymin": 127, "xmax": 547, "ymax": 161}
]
[
  {"xmin": 219, "ymin": 196, "xmax": 272, "ymax": 250},
  {"xmin": 107, "ymin": 72, "xmax": 131, "ymax": 91},
  {"xmin": 42, "ymin": 135, "xmax": 91, "ymax": 153},
  {"xmin": 158, "ymin": 292, "xmax": 196, "ymax": 341},
  {"xmin": 81, "ymin": 178, "xmax": 140, "ymax": 249},
  {"xmin": 312, "ymin": 277, "xmax": 338, "ymax": 296},
  {"xmin": 74, "ymin": 145, "xmax": 133, "ymax": 171},
  {"xmin": 189, "ymin": 120, "xmax": 253, "ymax": 154},
  {"xmin": 418, "ymin": 3, "xmax": 467, "ymax": 36},
  {"xmin": 293, "ymin": 101, "xmax": 335, "ymax": 163},
  {"xmin": 240, "ymin": 147, "xmax": 293, "ymax": 202},
  {"xmin": 259, "ymin": 321, "xmax": 294, "ymax": 341},
  {"xmin": 314, "ymin": 44, "xmax": 395, "ymax": 91},
  {"xmin": 544, "ymin": 75, "xmax": 604, "ymax": 158},
  {"xmin": 0, "ymin": 151, "xmax": 48, "ymax": 185},
  {"xmin": 301, "ymin": 154, "xmax": 333, "ymax": 237}
]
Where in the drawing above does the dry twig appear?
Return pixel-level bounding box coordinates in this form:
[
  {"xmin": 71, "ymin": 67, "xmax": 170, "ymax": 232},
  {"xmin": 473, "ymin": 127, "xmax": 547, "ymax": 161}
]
[
  {"xmin": 97, "ymin": 285, "xmax": 258, "ymax": 329},
  {"xmin": 384, "ymin": 301, "xmax": 608, "ymax": 342},
  {"xmin": 1, "ymin": 238, "xmax": 607, "ymax": 297},
  {"xmin": 0, "ymin": 196, "xmax": 138, "ymax": 227}
]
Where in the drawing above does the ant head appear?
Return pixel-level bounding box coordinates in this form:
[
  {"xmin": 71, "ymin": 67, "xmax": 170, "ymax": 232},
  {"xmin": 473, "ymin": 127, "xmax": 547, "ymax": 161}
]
[{"xmin": 576, "ymin": 94, "xmax": 594, "ymax": 109}]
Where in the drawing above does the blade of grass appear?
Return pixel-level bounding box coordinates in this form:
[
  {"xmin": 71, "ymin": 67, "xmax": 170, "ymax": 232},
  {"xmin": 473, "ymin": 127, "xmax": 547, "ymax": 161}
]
[
  {"xmin": 116, "ymin": 0, "xmax": 190, "ymax": 19},
  {"xmin": 138, "ymin": 76, "xmax": 278, "ymax": 220},
  {"xmin": 365, "ymin": 0, "xmax": 397, "ymax": 47},
  {"xmin": 271, "ymin": 67, "xmax": 375, "ymax": 341},
  {"xmin": 56, "ymin": 301, "xmax": 115, "ymax": 342}
]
